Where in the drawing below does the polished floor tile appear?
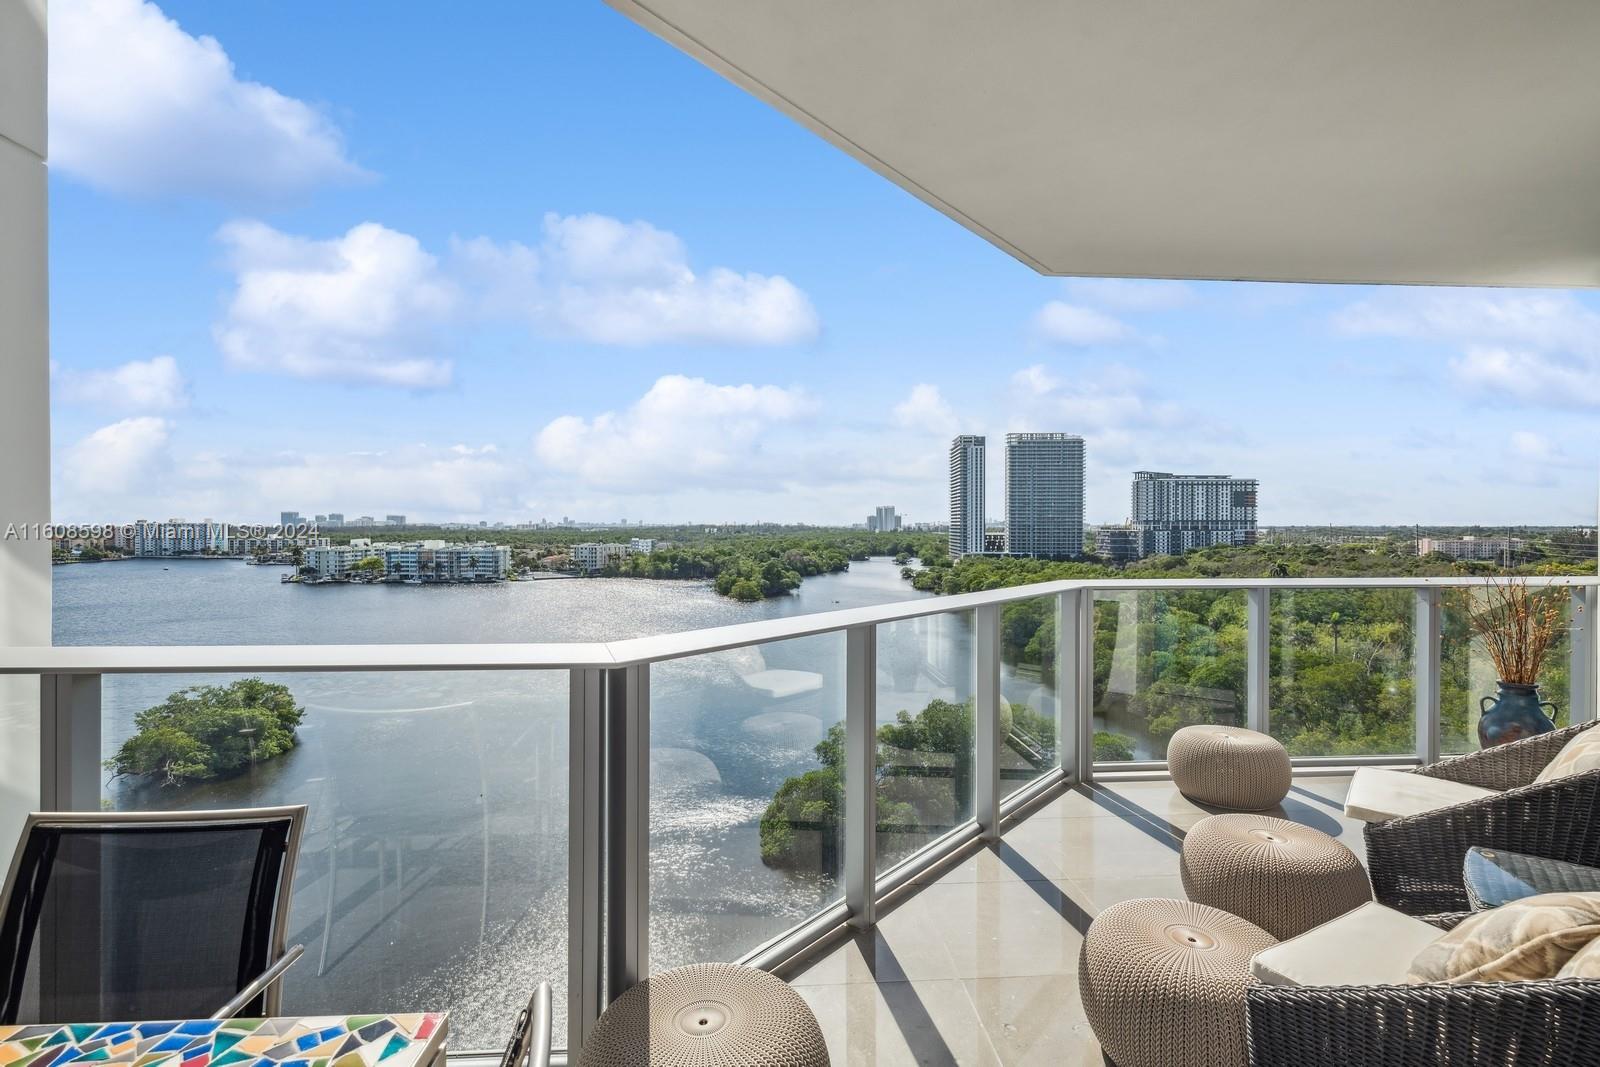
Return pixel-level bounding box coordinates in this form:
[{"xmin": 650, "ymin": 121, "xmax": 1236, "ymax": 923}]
[
  {"xmin": 795, "ymin": 979, "xmax": 1005, "ymax": 1066},
  {"xmin": 789, "ymin": 774, "xmax": 1355, "ymax": 1064},
  {"xmin": 964, "ymin": 976, "xmax": 1101, "ymax": 1067}
]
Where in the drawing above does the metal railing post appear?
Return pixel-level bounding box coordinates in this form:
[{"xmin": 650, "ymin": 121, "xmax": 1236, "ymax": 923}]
[
  {"xmin": 567, "ymin": 668, "xmax": 606, "ymax": 1056},
  {"xmin": 974, "ymin": 604, "xmax": 1002, "ymax": 842},
  {"xmin": 1059, "ymin": 590, "xmax": 1095, "ymax": 783},
  {"xmin": 40, "ymin": 672, "xmax": 101, "ymax": 811},
  {"xmin": 1573, "ymin": 586, "xmax": 1598, "ymax": 724},
  {"xmin": 605, "ymin": 664, "xmax": 649, "ymax": 996},
  {"xmin": 1246, "ymin": 589, "xmax": 1270, "ymax": 735},
  {"xmin": 1414, "ymin": 589, "xmax": 1442, "ymax": 764},
  {"xmin": 844, "ymin": 625, "xmax": 877, "ymax": 929}
]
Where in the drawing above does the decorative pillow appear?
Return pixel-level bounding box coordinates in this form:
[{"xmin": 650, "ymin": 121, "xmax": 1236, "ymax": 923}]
[
  {"xmin": 1407, "ymin": 892, "xmax": 1600, "ymax": 984},
  {"xmin": 1535, "ymin": 727, "xmax": 1600, "ymax": 784},
  {"xmin": 1557, "ymin": 936, "xmax": 1600, "ymax": 979}
]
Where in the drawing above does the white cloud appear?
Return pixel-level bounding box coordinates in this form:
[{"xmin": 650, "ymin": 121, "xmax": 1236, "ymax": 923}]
[
  {"xmin": 210, "ymin": 213, "xmax": 819, "ymax": 389},
  {"xmin": 242, "ymin": 444, "xmax": 522, "ymax": 516},
  {"xmin": 54, "ymin": 430, "xmax": 525, "ymax": 522},
  {"xmin": 1333, "ymin": 289, "xmax": 1600, "ymax": 408},
  {"xmin": 61, "ymin": 416, "xmax": 171, "ymax": 494},
  {"xmin": 1031, "ymin": 302, "xmax": 1136, "ymax": 346},
  {"xmin": 1450, "ymin": 347, "xmax": 1600, "ymax": 408},
  {"xmin": 892, "ymin": 384, "xmax": 959, "ymax": 435},
  {"xmin": 1062, "ymin": 278, "xmax": 1195, "ymax": 312},
  {"xmin": 214, "ymin": 220, "xmax": 459, "ymax": 388},
  {"xmin": 534, "ymin": 375, "xmax": 816, "ymax": 491},
  {"xmin": 48, "ymin": 0, "xmax": 367, "ymax": 200},
  {"xmin": 458, "ymin": 213, "xmax": 820, "ymax": 346},
  {"xmin": 55, "ymin": 355, "xmax": 188, "ymax": 412}
]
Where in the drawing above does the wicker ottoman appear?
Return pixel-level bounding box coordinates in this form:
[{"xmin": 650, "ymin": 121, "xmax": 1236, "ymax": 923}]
[
  {"xmin": 580, "ymin": 963, "xmax": 829, "ymax": 1067},
  {"xmin": 1181, "ymin": 813, "xmax": 1371, "ymax": 939},
  {"xmin": 1080, "ymin": 898, "xmax": 1276, "ymax": 1067},
  {"xmin": 1167, "ymin": 724, "xmax": 1291, "ymax": 810}
]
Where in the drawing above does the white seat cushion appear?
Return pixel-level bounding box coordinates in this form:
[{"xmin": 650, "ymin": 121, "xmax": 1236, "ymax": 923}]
[
  {"xmin": 1251, "ymin": 902, "xmax": 1444, "ymax": 987},
  {"xmin": 1343, "ymin": 767, "xmax": 1498, "ymax": 823}
]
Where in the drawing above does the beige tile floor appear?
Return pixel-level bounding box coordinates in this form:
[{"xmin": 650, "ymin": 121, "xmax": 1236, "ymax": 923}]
[{"xmin": 783, "ymin": 774, "xmax": 1363, "ymax": 1066}]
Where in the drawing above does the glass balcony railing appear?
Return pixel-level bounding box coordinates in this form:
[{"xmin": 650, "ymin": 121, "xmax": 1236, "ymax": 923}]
[
  {"xmin": 101, "ymin": 670, "xmax": 570, "ymax": 1049},
  {"xmin": 7, "ymin": 575, "xmax": 1596, "ymax": 1060},
  {"xmin": 1269, "ymin": 588, "xmax": 1416, "ymax": 756}
]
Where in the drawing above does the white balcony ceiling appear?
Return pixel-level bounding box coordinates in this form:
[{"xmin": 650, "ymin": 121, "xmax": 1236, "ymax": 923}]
[{"xmin": 606, "ymin": 0, "xmax": 1600, "ymax": 287}]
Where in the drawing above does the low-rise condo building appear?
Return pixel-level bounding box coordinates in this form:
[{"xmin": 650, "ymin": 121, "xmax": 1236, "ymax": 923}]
[{"xmin": 305, "ymin": 540, "xmax": 510, "ymax": 582}]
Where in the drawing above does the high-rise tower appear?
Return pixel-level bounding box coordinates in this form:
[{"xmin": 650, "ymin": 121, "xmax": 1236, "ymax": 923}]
[
  {"xmin": 1004, "ymin": 433, "xmax": 1085, "ymax": 558},
  {"xmin": 948, "ymin": 436, "xmax": 987, "ymax": 559}
]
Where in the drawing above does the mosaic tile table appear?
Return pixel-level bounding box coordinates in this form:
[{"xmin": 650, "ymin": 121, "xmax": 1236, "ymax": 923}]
[{"xmin": 0, "ymin": 1014, "xmax": 447, "ymax": 1067}]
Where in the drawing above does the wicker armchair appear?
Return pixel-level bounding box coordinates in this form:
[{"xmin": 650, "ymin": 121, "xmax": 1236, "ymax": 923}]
[
  {"xmin": 1364, "ymin": 721, "xmax": 1600, "ymax": 916},
  {"xmin": 1246, "ymin": 971, "xmax": 1600, "ymax": 1066},
  {"xmin": 1247, "ymin": 909, "xmax": 1600, "ymax": 1065}
]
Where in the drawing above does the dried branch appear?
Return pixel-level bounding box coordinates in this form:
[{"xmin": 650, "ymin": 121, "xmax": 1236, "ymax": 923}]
[{"xmin": 1466, "ymin": 578, "xmax": 1569, "ymax": 685}]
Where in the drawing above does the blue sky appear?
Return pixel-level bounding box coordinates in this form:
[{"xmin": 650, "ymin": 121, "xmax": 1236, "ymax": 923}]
[{"xmin": 47, "ymin": 0, "xmax": 1600, "ymax": 527}]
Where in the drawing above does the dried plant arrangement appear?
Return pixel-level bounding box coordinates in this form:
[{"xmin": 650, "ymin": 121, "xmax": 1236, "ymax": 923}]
[{"xmin": 1467, "ymin": 578, "xmax": 1569, "ymax": 684}]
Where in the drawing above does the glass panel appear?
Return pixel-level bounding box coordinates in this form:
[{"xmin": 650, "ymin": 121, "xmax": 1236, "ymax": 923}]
[
  {"xmin": 1092, "ymin": 589, "xmax": 1247, "ymax": 761},
  {"xmin": 649, "ymin": 633, "xmax": 846, "ymax": 973},
  {"xmin": 103, "ymin": 669, "xmax": 567, "ymax": 1051},
  {"xmin": 1268, "ymin": 589, "xmax": 1416, "ymax": 756},
  {"xmin": 1441, "ymin": 587, "xmax": 1572, "ymax": 755},
  {"xmin": 1000, "ymin": 594, "xmax": 1061, "ymax": 799},
  {"xmin": 876, "ymin": 610, "xmax": 976, "ymax": 869}
]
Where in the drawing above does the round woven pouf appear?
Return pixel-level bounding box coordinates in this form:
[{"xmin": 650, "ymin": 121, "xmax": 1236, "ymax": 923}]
[
  {"xmin": 1167, "ymin": 724, "xmax": 1291, "ymax": 810},
  {"xmin": 1080, "ymin": 898, "xmax": 1276, "ymax": 1067},
  {"xmin": 580, "ymin": 963, "xmax": 830, "ymax": 1067},
  {"xmin": 1181, "ymin": 813, "xmax": 1371, "ymax": 939}
]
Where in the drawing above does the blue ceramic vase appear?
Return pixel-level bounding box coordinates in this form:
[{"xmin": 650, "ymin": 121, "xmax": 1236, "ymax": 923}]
[{"xmin": 1477, "ymin": 682, "xmax": 1557, "ymax": 749}]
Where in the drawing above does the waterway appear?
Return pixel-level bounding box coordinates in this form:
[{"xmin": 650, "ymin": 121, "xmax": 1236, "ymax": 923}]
[{"xmin": 54, "ymin": 558, "xmax": 1057, "ymax": 1047}]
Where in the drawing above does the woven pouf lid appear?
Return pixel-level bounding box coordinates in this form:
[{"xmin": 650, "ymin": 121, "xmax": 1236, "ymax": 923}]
[
  {"xmin": 581, "ymin": 963, "xmax": 830, "ymax": 1067},
  {"xmin": 1080, "ymin": 898, "xmax": 1276, "ymax": 1067},
  {"xmin": 1167, "ymin": 724, "xmax": 1291, "ymax": 810},
  {"xmin": 1182, "ymin": 813, "xmax": 1371, "ymax": 939}
]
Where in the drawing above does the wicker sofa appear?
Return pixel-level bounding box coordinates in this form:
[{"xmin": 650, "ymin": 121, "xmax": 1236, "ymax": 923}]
[
  {"xmin": 1246, "ymin": 910, "xmax": 1600, "ymax": 1066},
  {"xmin": 1364, "ymin": 721, "xmax": 1600, "ymax": 916}
]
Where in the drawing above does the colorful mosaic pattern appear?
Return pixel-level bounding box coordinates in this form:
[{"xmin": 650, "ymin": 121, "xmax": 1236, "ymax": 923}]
[{"xmin": 0, "ymin": 1015, "xmax": 446, "ymax": 1067}]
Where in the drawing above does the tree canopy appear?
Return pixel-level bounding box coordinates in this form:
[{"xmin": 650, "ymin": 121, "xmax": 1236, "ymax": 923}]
[{"xmin": 106, "ymin": 678, "xmax": 304, "ymax": 787}]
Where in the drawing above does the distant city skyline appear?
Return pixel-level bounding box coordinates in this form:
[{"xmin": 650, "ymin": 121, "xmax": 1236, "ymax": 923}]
[{"xmin": 45, "ymin": 2, "xmax": 1600, "ymax": 528}]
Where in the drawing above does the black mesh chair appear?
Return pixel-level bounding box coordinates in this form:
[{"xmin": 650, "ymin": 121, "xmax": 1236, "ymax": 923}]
[{"xmin": 0, "ymin": 807, "xmax": 306, "ymax": 1025}]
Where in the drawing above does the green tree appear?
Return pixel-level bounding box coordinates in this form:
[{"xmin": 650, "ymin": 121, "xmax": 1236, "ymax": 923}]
[
  {"xmin": 107, "ymin": 679, "xmax": 305, "ymax": 787},
  {"xmin": 350, "ymin": 556, "xmax": 385, "ymax": 578}
]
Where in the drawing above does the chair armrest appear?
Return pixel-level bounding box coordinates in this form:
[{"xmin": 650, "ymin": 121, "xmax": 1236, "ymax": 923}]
[
  {"xmin": 211, "ymin": 944, "xmax": 304, "ymax": 1020},
  {"xmin": 1413, "ymin": 720, "xmax": 1596, "ymax": 791},
  {"xmin": 528, "ymin": 983, "xmax": 552, "ymax": 1067},
  {"xmin": 1246, "ymin": 978, "xmax": 1600, "ymax": 1066},
  {"xmin": 1366, "ymin": 770, "xmax": 1600, "ymax": 914}
]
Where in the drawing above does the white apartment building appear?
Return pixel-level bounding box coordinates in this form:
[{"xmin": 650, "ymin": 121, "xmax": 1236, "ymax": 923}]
[
  {"xmin": 1418, "ymin": 536, "xmax": 1528, "ymax": 563},
  {"xmin": 125, "ymin": 520, "xmax": 230, "ymax": 557},
  {"xmin": 572, "ymin": 542, "xmax": 631, "ymax": 573},
  {"xmin": 1005, "ymin": 433, "xmax": 1085, "ymax": 558},
  {"xmin": 868, "ymin": 505, "xmax": 902, "ymax": 533},
  {"xmin": 306, "ymin": 541, "xmax": 510, "ymax": 582},
  {"xmin": 948, "ymin": 436, "xmax": 987, "ymax": 559},
  {"xmin": 628, "ymin": 538, "xmax": 657, "ymax": 554},
  {"xmin": 235, "ymin": 535, "xmax": 331, "ymax": 555},
  {"xmin": 1131, "ymin": 471, "xmax": 1258, "ymax": 557}
]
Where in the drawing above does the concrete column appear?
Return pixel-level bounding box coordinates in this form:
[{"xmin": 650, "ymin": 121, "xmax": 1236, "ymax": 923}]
[{"xmin": 0, "ymin": 0, "xmax": 51, "ymax": 848}]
